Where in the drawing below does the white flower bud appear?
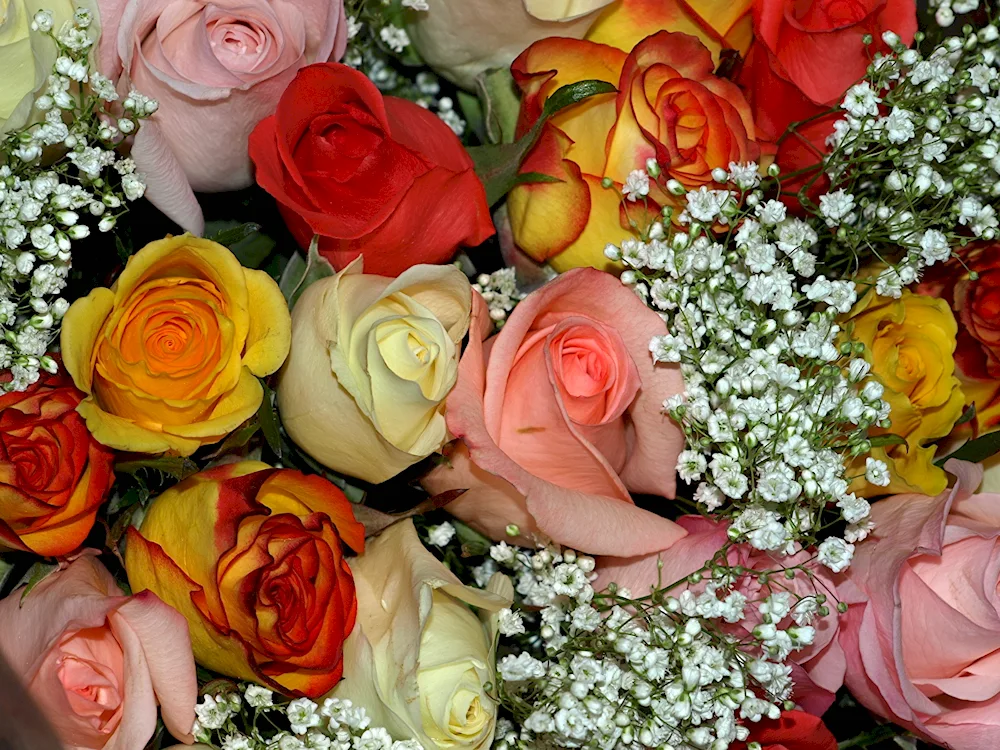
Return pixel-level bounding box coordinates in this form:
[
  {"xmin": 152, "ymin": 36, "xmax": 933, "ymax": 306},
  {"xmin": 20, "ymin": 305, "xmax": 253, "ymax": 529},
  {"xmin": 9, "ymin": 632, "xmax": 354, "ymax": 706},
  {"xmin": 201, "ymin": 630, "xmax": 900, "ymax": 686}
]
[
  {"xmin": 40, "ymin": 356, "xmax": 58, "ymax": 374},
  {"xmin": 67, "ymin": 225, "xmax": 90, "ymax": 240}
]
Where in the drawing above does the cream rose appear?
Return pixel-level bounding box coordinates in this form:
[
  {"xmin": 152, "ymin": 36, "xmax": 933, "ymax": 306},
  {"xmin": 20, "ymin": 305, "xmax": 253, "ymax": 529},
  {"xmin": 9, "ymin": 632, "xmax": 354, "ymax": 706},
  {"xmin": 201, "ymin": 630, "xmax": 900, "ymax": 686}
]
[
  {"xmin": 332, "ymin": 520, "xmax": 511, "ymax": 750},
  {"xmin": 0, "ymin": 0, "xmax": 98, "ymax": 134},
  {"xmin": 277, "ymin": 258, "xmax": 472, "ymax": 484}
]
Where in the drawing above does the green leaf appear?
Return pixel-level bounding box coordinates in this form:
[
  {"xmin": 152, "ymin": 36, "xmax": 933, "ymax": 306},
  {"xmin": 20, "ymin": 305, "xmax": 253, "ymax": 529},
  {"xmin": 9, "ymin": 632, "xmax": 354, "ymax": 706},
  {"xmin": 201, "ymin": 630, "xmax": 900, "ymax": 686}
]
[
  {"xmin": 936, "ymin": 430, "xmax": 1000, "ymax": 466},
  {"xmin": 453, "ymin": 519, "xmax": 492, "ymax": 557},
  {"xmin": 475, "ymin": 68, "xmax": 521, "ymax": 145},
  {"xmin": 279, "ymin": 235, "xmax": 335, "ymax": 308},
  {"xmin": 205, "ymin": 221, "xmax": 261, "ymax": 246},
  {"xmin": 205, "ymin": 221, "xmax": 277, "ymax": 269},
  {"xmin": 207, "ymin": 418, "xmax": 261, "ymax": 459},
  {"xmin": 457, "ymin": 90, "xmax": 486, "ymax": 144},
  {"xmin": 0, "ymin": 557, "xmax": 15, "ymax": 592},
  {"xmin": 512, "ymin": 171, "xmax": 564, "ymax": 187},
  {"xmin": 116, "ymin": 456, "xmax": 199, "ymax": 481},
  {"xmin": 108, "ymin": 484, "xmax": 149, "ymax": 514},
  {"xmin": 867, "ymin": 434, "xmax": 908, "ymax": 449},
  {"xmin": 956, "ymin": 402, "xmax": 977, "ymax": 426},
  {"xmin": 258, "ymin": 379, "xmax": 283, "ymax": 459},
  {"xmin": 467, "ymin": 79, "xmax": 617, "ymax": 207},
  {"xmin": 18, "ymin": 561, "xmax": 58, "ymax": 607},
  {"xmin": 115, "ymin": 234, "xmax": 132, "ymax": 262}
]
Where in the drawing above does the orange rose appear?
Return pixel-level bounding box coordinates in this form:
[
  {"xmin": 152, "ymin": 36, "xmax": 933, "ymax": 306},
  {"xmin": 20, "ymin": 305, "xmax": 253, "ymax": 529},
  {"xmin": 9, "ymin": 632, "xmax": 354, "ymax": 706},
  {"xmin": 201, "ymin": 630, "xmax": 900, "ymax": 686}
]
[
  {"xmin": 0, "ymin": 369, "xmax": 115, "ymax": 556},
  {"xmin": 508, "ymin": 32, "xmax": 765, "ymax": 272},
  {"xmin": 60, "ymin": 235, "xmax": 291, "ymax": 455}
]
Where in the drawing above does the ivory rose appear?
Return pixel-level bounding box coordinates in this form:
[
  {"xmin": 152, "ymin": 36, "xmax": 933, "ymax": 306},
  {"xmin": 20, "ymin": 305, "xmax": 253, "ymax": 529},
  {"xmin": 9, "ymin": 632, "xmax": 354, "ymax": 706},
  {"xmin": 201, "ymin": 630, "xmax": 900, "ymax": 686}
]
[
  {"xmin": 278, "ymin": 259, "xmax": 472, "ymax": 484},
  {"xmin": 125, "ymin": 461, "xmax": 364, "ymax": 698},
  {"xmin": 423, "ymin": 268, "xmax": 687, "ymax": 556},
  {"xmin": 96, "ymin": 0, "xmax": 348, "ymax": 233},
  {"xmin": 61, "ymin": 234, "xmax": 291, "ymax": 456},
  {"xmin": 0, "ymin": 369, "xmax": 115, "ymax": 556},
  {"xmin": 0, "ymin": 0, "xmax": 98, "ymax": 134},
  {"xmin": 0, "ymin": 554, "xmax": 197, "ymax": 750},
  {"xmin": 507, "ymin": 32, "xmax": 764, "ymax": 271},
  {"xmin": 333, "ymin": 519, "xmax": 511, "ymax": 750},
  {"xmin": 839, "ymin": 460, "xmax": 1000, "ymax": 749}
]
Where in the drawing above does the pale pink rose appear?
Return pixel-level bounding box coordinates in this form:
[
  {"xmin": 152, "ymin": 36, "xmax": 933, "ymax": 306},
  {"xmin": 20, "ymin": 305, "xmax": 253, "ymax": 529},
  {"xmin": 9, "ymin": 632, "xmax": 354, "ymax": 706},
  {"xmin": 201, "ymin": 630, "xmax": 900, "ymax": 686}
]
[
  {"xmin": 0, "ymin": 554, "xmax": 197, "ymax": 750},
  {"xmin": 423, "ymin": 268, "xmax": 687, "ymax": 556},
  {"xmin": 839, "ymin": 460, "xmax": 1000, "ymax": 750},
  {"xmin": 597, "ymin": 515, "xmax": 846, "ymax": 714},
  {"xmin": 97, "ymin": 0, "xmax": 348, "ymax": 233}
]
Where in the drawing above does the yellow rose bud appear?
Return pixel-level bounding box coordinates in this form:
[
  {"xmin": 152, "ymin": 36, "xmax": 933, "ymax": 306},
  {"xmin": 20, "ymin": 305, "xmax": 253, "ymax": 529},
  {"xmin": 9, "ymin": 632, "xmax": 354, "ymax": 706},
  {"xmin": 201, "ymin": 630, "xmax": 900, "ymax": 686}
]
[
  {"xmin": 0, "ymin": 0, "xmax": 99, "ymax": 134},
  {"xmin": 277, "ymin": 259, "xmax": 471, "ymax": 484},
  {"xmin": 845, "ymin": 289, "xmax": 966, "ymax": 496},
  {"xmin": 60, "ymin": 234, "xmax": 291, "ymax": 455},
  {"xmin": 332, "ymin": 519, "xmax": 512, "ymax": 750}
]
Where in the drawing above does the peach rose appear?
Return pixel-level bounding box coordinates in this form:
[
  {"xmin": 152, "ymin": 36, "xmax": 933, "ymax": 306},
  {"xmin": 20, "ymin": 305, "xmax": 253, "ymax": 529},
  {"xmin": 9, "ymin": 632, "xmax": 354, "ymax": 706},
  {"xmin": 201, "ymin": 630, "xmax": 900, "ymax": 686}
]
[
  {"xmin": 423, "ymin": 268, "xmax": 687, "ymax": 556},
  {"xmin": 60, "ymin": 234, "xmax": 291, "ymax": 456},
  {"xmin": 0, "ymin": 554, "xmax": 196, "ymax": 750},
  {"xmin": 96, "ymin": 0, "xmax": 348, "ymax": 233},
  {"xmin": 839, "ymin": 460, "xmax": 1000, "ymax": 750},
  {"xmin": 507, "ymin": 31, "xmax": 765, "ymax": 271}
]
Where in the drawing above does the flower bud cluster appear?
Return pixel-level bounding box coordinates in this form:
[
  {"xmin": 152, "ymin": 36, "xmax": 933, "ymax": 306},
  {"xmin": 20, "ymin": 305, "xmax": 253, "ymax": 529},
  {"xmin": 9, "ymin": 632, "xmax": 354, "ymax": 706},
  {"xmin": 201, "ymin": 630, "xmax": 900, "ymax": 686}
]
[
  {"xmin": 0, "ymin": 6, "xmax": 156, "ymax": 390},
  {"xmin": 192, "ymin": 685, "xmax": 423, "ymax": 750},
  {"xmin": 473, "ymin": 267, "xmax": 525, "ymax": 325}
]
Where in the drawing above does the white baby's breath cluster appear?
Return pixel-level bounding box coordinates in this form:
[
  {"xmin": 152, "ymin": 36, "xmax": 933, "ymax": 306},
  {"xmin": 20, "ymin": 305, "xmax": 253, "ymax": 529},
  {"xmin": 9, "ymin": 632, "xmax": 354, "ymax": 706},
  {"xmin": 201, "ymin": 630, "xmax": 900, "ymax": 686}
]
[
  {"xmin": 928, "ymin": 0, "xmax": 980, "ymax": 27},
  {"xmin": 473, "ymin": 267, "xmax": 525, "ymax": 325},
  {"xmin": 605, "ymin": 162, "xmax": 889, "ymax": 562},
  {"xmin": 193, "ymin": 684, "xmax": 423, "ymax": 750},
  {"xmin": 814, "ymin": 23, "xmax": 1000, "ymax": 294},
  {"xmin": 0, "ymin": 7, "xmax": 155, "ymax": 390},
  {"xmin": 487, "ymin": 542, "xmax": 833, "ymax": 750}
]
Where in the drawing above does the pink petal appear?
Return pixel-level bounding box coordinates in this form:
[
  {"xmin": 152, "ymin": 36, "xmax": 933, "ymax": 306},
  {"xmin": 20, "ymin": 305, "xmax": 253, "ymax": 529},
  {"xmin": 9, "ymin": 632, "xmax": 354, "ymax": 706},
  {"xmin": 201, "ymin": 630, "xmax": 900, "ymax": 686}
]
[{"xmin": 130, "ymin": 120, "xmax": 205, "ymax": 234}]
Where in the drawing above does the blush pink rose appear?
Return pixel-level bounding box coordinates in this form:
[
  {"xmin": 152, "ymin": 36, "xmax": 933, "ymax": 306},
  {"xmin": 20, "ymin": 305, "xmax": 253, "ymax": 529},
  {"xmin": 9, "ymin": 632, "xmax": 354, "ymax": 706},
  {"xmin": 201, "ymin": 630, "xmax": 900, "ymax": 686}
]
[
  {"xmin": 597, "ymin": 516, "xmax": 846, "ymax": 714},
  {"xmin": 423, "ymin": 268, "xmax": 687, "ymax": 557},
  {"xmin": 0, "ymin": 554, "xmax": 197, "ymax": 750},
  {"xmin": 839, "ymin": 460, "xmax": 1000, "ymax": 750},
  {"xmin": 97, "ymin": 0, "xmax": 348, "ymax": 233}
]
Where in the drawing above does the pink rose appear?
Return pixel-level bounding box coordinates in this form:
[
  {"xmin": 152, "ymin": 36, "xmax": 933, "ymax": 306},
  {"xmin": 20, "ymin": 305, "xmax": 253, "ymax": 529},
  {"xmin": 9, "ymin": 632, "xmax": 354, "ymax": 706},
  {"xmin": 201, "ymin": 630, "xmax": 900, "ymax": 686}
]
[
  {"xmin": 597, "ymin": 516, "xmax": 846, "ymax": 714},
  {"xmin": 0, "ymin": 554, "xmax": 197, "ymax": 750},
  {"xmin": 423, "ymin": 268, "xmax": 687, "ymax": 556},
  {"xmin": 839, "ymin": 460, "xmax": 1000, "ymax": 749},
  {"xmin": 97, "ymin": 0, "xmax": 348, "ymax": 233}
]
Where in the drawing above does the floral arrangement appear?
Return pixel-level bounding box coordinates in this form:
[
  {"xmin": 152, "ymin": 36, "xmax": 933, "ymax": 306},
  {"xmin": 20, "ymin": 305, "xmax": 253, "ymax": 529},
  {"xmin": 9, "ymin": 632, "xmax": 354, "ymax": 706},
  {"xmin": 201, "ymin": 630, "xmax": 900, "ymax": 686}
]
[{"xmin": 0, "ymin": 2, "xmax": 998, "ymax": 750}]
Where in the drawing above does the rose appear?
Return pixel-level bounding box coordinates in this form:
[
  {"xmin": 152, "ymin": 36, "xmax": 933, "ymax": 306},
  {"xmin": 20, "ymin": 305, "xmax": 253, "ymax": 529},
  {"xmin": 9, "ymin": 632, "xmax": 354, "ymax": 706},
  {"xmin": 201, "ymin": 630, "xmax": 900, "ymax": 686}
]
[
  {"xmin": 843, "ymin": 289, "xmax": 965, "ymax": 496},
  {"xmin": 0, "ymin": 369, "xmax": 115, "ymax": 556},
  {"xmin": 838, "ymin": 460, "xmax": 1000, "ymax": 749},
  {"xmin": 95, "ymin": 0, "xmax": 347, "ymax": 234},
  {"xmin": 0, "ymin": 554, "xmax": 196, "ymax": 750},
  {"xmin": 405, "ymin": 0, "xmax": 612, "ymax": 90},
  {"xmin": 125, "ymin": 461, "xmax": 363, "ymax": 698},
  {"xmin": 734, "ymin": 711, "xmax": 837, "ymax": 750},
  {"xmin": 60, "ymin": 234, "xmax": 291, "ymax": 456},
  {"xmin": 423, "ymin": 268, "xmax": 687, "ymax": 556},
  {"xmin": 507, "ymin": 32, "xmax": 764, "ymax": 272},
  {"xmin": 249, "ymin": 63, "xmax": 494, "ymax": 277},
  {"xmin": 333, "ymin": 519, "xmax": 511, "ymax": 750},
  {"xmin": 278, "ymin": 260, "xmax": 471, "ymax": 484},
  {"xmin": 0, "ymin": 0, "xmax": 98, "ymax": 135},
  {"xmin": 597, "ymin": 516, "xmax": 846, "ymax": 713}
]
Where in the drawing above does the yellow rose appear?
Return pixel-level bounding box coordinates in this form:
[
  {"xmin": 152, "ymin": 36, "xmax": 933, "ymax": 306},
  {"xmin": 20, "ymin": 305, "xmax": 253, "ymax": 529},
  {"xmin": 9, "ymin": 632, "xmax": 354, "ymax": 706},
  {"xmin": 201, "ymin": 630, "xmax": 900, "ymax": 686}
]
[
  {"xmin": 61, "ymin": 234, "xmax": 291, "ymax": 455},
  {"xmin": 332, "ymin": 519, "xmax": 511, "ymax": 750},
  {"xmin": 277, "ymin": 259, "xmax": 471, "ymax": 484},
  {"xmin": 845, "ymin": 289, "xmax": 966, "ymax": 496},
  {"xmin": 0, "ymin": 0, "xmax": 98, "ymax": 134}
]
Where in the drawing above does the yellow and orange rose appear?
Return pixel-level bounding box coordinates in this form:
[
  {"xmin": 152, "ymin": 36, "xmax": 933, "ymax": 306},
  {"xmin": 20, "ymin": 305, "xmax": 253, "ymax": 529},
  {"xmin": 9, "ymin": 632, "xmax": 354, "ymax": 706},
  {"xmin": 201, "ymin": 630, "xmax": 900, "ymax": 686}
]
[
  {"xmin": 124, "ymin": 461, "xmax": 364, "ymax": 698},
  {"xmin": 61, "ymin": 234, "xmax": 291, "ymax": 455},
  {"xmin": 507, "ymin": 31, "xmax": 765, "ymax": 272},
  {"xmin": 845, "ymin": 289, "xmax": 966, "ymax": 497}
]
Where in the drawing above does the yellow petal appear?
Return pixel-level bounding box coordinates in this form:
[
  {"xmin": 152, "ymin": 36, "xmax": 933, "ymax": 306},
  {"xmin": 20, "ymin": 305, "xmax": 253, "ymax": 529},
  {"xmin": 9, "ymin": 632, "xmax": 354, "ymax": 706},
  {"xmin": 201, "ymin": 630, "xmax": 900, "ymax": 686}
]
[
  {"xmin": 242, "ymin": 268, "xmax": 292, "ymax": 377},
  {"xmin": 162, "ymin": 368, "xmax": 262, "ymax": 441},
  {"xmin": 548, "ymin": 175, "xmax": 632, "ymax": 273},
  {"xmin": 77, "ymin": 395, "xmax": 201, "ymax": 455},
  {"xmin": 61, "ymin": 287, "xmax": 114, "ymax": 394}
]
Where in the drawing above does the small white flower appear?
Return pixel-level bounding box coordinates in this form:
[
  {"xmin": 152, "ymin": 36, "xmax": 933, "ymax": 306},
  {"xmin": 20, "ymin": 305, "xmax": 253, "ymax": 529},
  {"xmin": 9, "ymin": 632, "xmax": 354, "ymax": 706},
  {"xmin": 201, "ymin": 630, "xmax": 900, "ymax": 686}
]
[
  {"xmin": 287, "ymin": 698, "xmax": 322, "ymax": 735},
  {"xmin": 244, "ymin": 684, "xmax": 274, "ymax": 707},
  {"xmin": 402, "ymin": 0, "xmax": 430, "ymax": 9},
  {"xmin": 426, "ymin": 522, "xmax": 456, "ymax": 547},
  {"xmin": 842, "ymin": 82, "xmax": 881, "ymax": 119},
  {"xmin": 865, "ymin": 457, "xmax": 891, "ymax": 486},
  {"xmin": 497, "ymin": 608, "xmax": 526, "ymax": 636},
  {"xmin": 817, "ymin": 537, "xmax": 855, "ymax": 573},
  {"xmin": 379, "ymin": 25, "xmax": 410, "ymax": 53},
  {"xmin": 623, "ymin": 169, "xmax": 650, "ymax": 201}
]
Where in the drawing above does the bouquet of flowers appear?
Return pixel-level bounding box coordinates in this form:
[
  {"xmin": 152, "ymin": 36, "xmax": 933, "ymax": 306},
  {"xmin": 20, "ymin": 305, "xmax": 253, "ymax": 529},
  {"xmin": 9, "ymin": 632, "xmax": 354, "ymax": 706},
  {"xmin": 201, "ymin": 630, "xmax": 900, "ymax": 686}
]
[{"xmin": 1, "ymin": 0, "xmax": 998, "ymax": 749}]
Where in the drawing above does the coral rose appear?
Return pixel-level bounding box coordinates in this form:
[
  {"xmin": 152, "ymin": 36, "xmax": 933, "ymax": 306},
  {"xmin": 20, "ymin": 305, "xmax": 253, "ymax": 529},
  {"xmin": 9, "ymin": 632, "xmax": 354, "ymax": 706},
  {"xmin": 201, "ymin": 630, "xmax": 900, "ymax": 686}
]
[
  {"xmin": 839, "ymin": 460, "xmax": 1000, "ymax": 750},
  {"xmin": 278, "ymin": 260, "xmax": 471, "ymax": 484},
  {"xmin": 124, "ymin": 461, "xmax": 364, "ymax": 698},
  {"xmin": 96, "ymin": 0, "xmax": 348, "ymax": 233},
  {"xmin": 0, "ymin": 554, "xmax": 197, "ymax": 750},
  {"xmin": 597, "ymin": 516, "xmax": 846, "ymax": 713},
  {"xmin": 735, "ymin": 711, "xmax": 837, "ymax": 750},
  {"xmin": 334, "ymin": 520, "xmax": 511, "ymax": 750},
  {"xmin": 843, "ymin": 289, "xmax": 965, "ymax": 496},
  {"xmin": 249, "ymin": 63, "xmax": 494, "ymax": 277},
  {"xmin": 508, "ymin": 32, "xmax": 764, "ymax": 272},
  {"xmin": 61, "ymin": 234, "xmax": 291, "ymax": 456},
  {"xmin": 423, "ymin": 268, "xmax": 687, "ymax": 556},
  {"xmin": 0, "ymin": 369, "xmax": 114, "ymax": 556}
]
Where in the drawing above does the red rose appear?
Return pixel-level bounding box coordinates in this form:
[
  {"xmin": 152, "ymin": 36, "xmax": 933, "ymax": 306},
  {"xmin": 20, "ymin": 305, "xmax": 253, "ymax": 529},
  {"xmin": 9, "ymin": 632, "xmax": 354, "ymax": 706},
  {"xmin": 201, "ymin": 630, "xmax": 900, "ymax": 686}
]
[
  {"xmin": 0, "ymin": 370, "xmax": 115, "ymax": 556},
  {"xmin": 736, "ymin": 711, "xmax": 837, "ymax": 750},
  {"xmin": 249, "ymin": 63, "xmax": 494, "ymax": 276}
]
